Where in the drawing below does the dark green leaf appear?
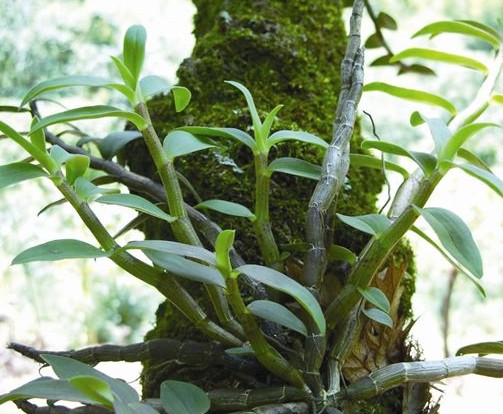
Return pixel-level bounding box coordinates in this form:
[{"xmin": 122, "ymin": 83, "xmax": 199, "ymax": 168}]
[
  {"xmin": 391, "ymin": 48, "xmax": 488, "ymax": 73},
  {"xmin": 364, "ymin": 82, "xmax": 457, "ymax": 115},
  {"xmin": 357, "ymin": 287, "xmax": 390, "ymax": 313},
  {"xmin": 30, "ymin": 106, "xmax": 147, "ymax": 133},
  {"xmin": 328, "ymin": 245, "xmax": 357, "ymax": 265},
  {"xmin": 196, "ymin": 199, "xmax": 255, "ymax": 219},
  {"xmin": 171, "ymin": 86, "xmax": 192, "ymax": 112},
  {"xmin": 399, "ymin": 64, "xmax": 436, "ymax": 76},
  {"xmin": 336, "ymin": 213, "xmax": 391, "ymax": 237},
  {"xmin": 349, "ymin": 153, "xmax": 409, "ymax": 178},
  {"xmin": 0, "ymin": 105, "xmax": 31, "ymax": 113},
  {"xmin": 237, "ymin": 264, "xmax": 325, "ymax": 334},
  {"xmin": 96, "ymin": 194, "xmax": 176, "ymax": 222},
  {"xmin": 140, "ymin": 75, "xmax": 171, "ymax": 98},
  {"xmin": 412, "ymin": 20, "xmax": 500, "ymax": 49},
  {"xmin": 266, "ymin": 157, "xmax": 322, "ymax": 180},
  {"xmin": 146, "ymin": 251, "xmax": 225, "ymax": 288},
  {"xmin": 123, "ymin": 25, "xmax": 147, "ymax": 85},
  {"xmin": 69, "ymin": 376, "xmax": 113, "ymax": 408},
  {"xmin": 99, "ymin": 131, "xmax": 143, "ymax": 159},
  {"xmin": 177, "ymin": 126, "xmax": 256, "ymax": 151},
  {"xmin": 160, "ymin": 380, "xmax": 210, "ymax": 414},
  {"xmin": 12, "ymin": 239, "xmax": 109, "ymax": 264},
  {"xmin": 456, "ymin": 148, "xmax": 491, "ymax": 171},
  {"xmin": 456, "ymin": 341, "xmax": 503, "ymax": 356},
  {"xmin": 21, "ymin": 76, "xmax": 115, "ymax": 107},
  {"xmin": 370, "ymin": 54, "xmax": 392, "ymax": 66},
  {"xmin": 74, "ymin": 177, "xmax": 119, "ymax": 202},
  {"xmin": 362, "ymin": 308, "xmax": 393, "ymax": 327},
  {"xmin": 163, "ymin": 130, "xmax": 215, "ymax": 161},
  {"xmin": 65, "ymin": 154, "xmax": 90, "ymax": 185},
  {"xmin": 123, "ymin": 240, "xmax": 216, "ymax": 265},
  {"xmin": 377, "ymin": 12, "xmax": 398, "ymax": 30},
  {"xmin": 451, "ymin": 162, "xmax": 503, "ymax": 198},
  {"xmin": 247, "ymin": 300, "xmax": 308, "ymax": 336},
  {"xmin": 215, "ymin": 230, "xmax": 234, "ymax": 275},
  {"xmin": 0, "ymin": 162, "xmax": 48, "ymax": 190},
  {"xmin": 267, "ymin": 130, "xmax": 328, "ymax": 149},
  {"xmin": 414, "ymin": 206, "xmax": 483, "ymax": 278},
  {"xmin": 364, "ymin": 33, "xmax": 384, "ymax": 49}
]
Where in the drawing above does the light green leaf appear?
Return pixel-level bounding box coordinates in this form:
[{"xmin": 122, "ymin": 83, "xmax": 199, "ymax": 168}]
[
  {"xmin": 364, "ymin": 82, "xmax": 457, "ymax": 115},
  {"xmin": 414, "ymin": 206, "xmax": 483, "ymax": 278},
  {"xmin": 171, "ymin": 86, "xmax": 192, "ymax": 112},
  {"xmin": 177, "ymin": 126, "xmax": 256, "ymax": 151},
  {"xmin": 122, "ymin": 240, "xmax": 216, "ymax": 265},
  {"xmin": 30, "ymin": 106, "xmax": 147, "ymax": 133},
  {"xmin": 146, "ymin": 251, "xmax": 225, "ymax": 288},
  {"xmin": 458, "ymin": 20, "xmax": 502, "ymax": 42},
  {"xmin": 247, "ymin": 300, "xmax": 308, "ymax": 336},
  {"xmin": 225, "ymin": 81, "xmax": 262, "ymax": 136},
  {"xmin": 74, "ymin": 177, "xmax": 119, "ymax": 202},
  {"xmin": 267, "ymin": 130, "xmax": 328, "ymax": 149},
  {"xmin": 413, "ymin": 20, "xmax": 501, "ymax": 49},
  {"xmin": 450, "ymin": 162, "xmax": 503, "ymax": 198},
  {"xmin": 110, "ymin": 55, "xmax": 136, "ymax": 89},
  {"xmin": 96, "ymin": 194, "xmax": 175, "ymax": 222},
  {"xmin": 336, "ymin": 213, "xmax": 391, "ymax": 237},
  {"xmin": 215, "ymin": 230, "xmax": 235, "ymax": 275},
  {"xmin": 0, "ymin": 162, "xmax": 48, "ymax": 190},
  {"xmin": 456, "ymin": 341, "xmax": 503, "ymax": 356},
  {"xmin": 12, "ymin": 239, "xmax": 109, "ymax": 264},
  {"xmin": 0, "ymin": 377, "xmax": 96, "ymax": 405},
  {"xmin": 491, "ymin": 94, "xmax": 503, "ymax": 104},
  {"xmin": 362, "ymin": 308, "xmax": 393, "ymax": 327},
  {"xmin": 65, "ymin": 154, "xmax": 90, "ymax": 185},
  {"xmin": 20, "ymin": 76, "xmax": 115, "ymax": 107},
  {"xmin": 237, "ymin": 264, "xmax": 325, "ymax": 334},
  {"xmin": 99, "ymin": 131, "xmax": 143, "ymax": 159},
  {"xmin": 441, "ymin": 123, "xmax": 499, "ymax": 161},
  {"xmin": 196, "ymin": 199, "xmax": 255, "ymax": 219},
  {"xmin": 160, "ymin": 380, "xmax": 210, "ymax": 414},
  {"xmin": 328, "ymin": 245, "xmax": 357, "ymax": 265},
  {"xmin": 349, "ymin": 153, "xmax": 409, "ymax": 178},
  {"xmin": 456, "ymin": 148, "xmax": 492, "ymax": 171},
  {"xmin": 140, "ymin": 75, "xmax": 171, "ymax": 98},
  {"xmin": 390, "ymin": 48, "xmax": 488, "ymax": 73},
  {"xmin": 361, "ymin": 140, "xmax": 437, "ymax": 176},
  {"xmin": 69, "ymin": 376, "xmax": 114, "ymax": 408},
  {"xmin": 266, "ymin": 157, "xmax": 322, "ymax": 180},
  {"xmin": 163, "ymin": 130, "xmax": 215, "ymax": 161},
  {"xmin": 261, "ymin": 104, "xmax": 283, "ymax": 140},
  {"xmin": 123, "ymin": 25, "xmax": 146, "ymax": 85},
  {"xmin": 357, "ymin": 287, "xmax": 390, "ymax": 313}
]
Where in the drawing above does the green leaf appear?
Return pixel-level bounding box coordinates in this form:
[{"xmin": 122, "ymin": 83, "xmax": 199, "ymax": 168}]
[
  {"xmin": 399, "ymin": 64, "xmax": 436, "ymax": 76},
  {"xmin": 225, "ymin": 81, "xmax": 262, "ymax": 137},
  {"xmin": 29, "ymin": 116, "xmax": 47, "ymax": 152},
  {"xmin": 261, "ymin": 104, "xmax": 283, "ymax": 140},
  {"xmin": 413, "ymin": 20, "xmax": 501, "ymax": 49},
  {"xmin": 163, "ymin": 130, "xmax": 215, "ymax": 161},
  {"xmin": 96, "ymin": 194, "xmax": 176, "ymax": 222},
  {"xmin": 196, "ymin": 199, "xmax": 255, "ymax": 220},
  {"xmin": 266, "ymin": 157, "xmax": 322, "ymax": 180},
  {"xmin": 441, "ymin": 123, "xmax": 499, "ymax": 161},
  {"xmin": 74, "ymin": 177, "xmax": 119, "ymax": 202},
  {"xmin": 390, "ymin": 48, "xmax": 488, "ymax": 73},
  {"xmin": 0, "ymin": 377, "xmax": 96, "ymax": 405},
  {"xmin": 458, "ymin": 20, "xmax": 502, "ymax": 42},
  {"xmin": 370, "ymin": 54, "xmax": 392, "ymax": 66},
  {"xmin": 177, "ymin": 126, "xmax": 256, "ymax": 151},
  {"xmin": 377, "ymin": 12, "xmax": 398, "ymax": 30},
  {"xmin": 99, "ymin": 131, "xmax": 143, "ymax": 159},
  {"xmin": 361, "ymin": 140, "xmax": 437, "ymax": 176},
  {"xmin": 364, "ymin": 82, "xmax": 457, "ymax": 115},
  {"xmin": 69, "ymin": 376, "xmax": 114, "ymax": 408},
  {"xmin": 414, "ymin": 206, "xmax": 483, "ymax": 278},
  {"xmin": 450, "ymin": 162, "xmax": 503, "ymax": 198},
  {"xmin": 41, "ymin": 354, "xmax": 139, "ymax": 405},
  {"xmin": 456, "ymin": 148, "xmax": 492, "ymax": 171},
  {"xmin": 50, "ymin": 145, "xmax": 73, "ymax": 166},
  {"xmin": 65, "ymin": 154, "xmax": 90, "ymax": 185},
  {"xmin": 140, "ymin": 75, "xmax": 171, "ymax": 98},
  {"xmin": 357, "ymin": 287, "xmax": 390, "ymax": 313},
  {"xmin": 12, "ymin": 239, "xmax": 109, "ymax": 264},
  {"xmin": 123, "ymin": 25, "xmax": 147, "ymax": 85},
  {"xmin": 336, "ymin": 213, "xmax": 391, "ymax": 237},
  {"xmin": 267, "ymin": 130, "xmax": 328, "ymax": 149},
  {"xmin": 30, "ymin": 106, "xmax": 147, "ymax": 133},
  {"xmin": 146, "ymin": 251, "xmax": 225, "ymax": 288},
  {"xmin": 0, "ymin": 162, "xmax": 48, "ymax": 190},
  {"xmin": 491, "ymin": 94, "xmax": 503, "ymax": 104},
  {"xmin": 171, "ymin": 86, "xmax": 192, "ymax": 112},
  {"xmin": 123, "ymin": 240, "xmax": 216, "ymax": 265},
  {"xmin": 328, "ymin": 245, "xmax": 357, "ymax": 265},
  {"xmin": 160, "ymin": 380, "xmax": 210, "ymax": 414},
  {"xmin": 421, "ymin": 116, "xmax": 451, "ymax": 156},
  {"xmin": 237, "ymin": 264, "xmax": 325, "ymax": 334},
  {"xmin": 364, "ymin": 33, "xmax": 384, "ymax": 49},
  {"xmin": 362, "ymin": 308, "xmax": 393, "ymax": 327},
  {"xmin": 456, "ymin": 341, "xmax": 503, "ymax": 356},
  {"xmin": 215, "ymin": 230, "xmax": 235, "ymax": 275},
  {"xmin": 110, "ymin": 56, "xmax": 136, "ymax": 90},
  {"xmin": 349, "ymin": 153, "xmax": 409, "ymax": 178},
  {"xmin": 247, "ymin": 300, "xmax": 308, "ymax": 336},
  {"xmin": 20, "ymin": 75, "xmax": 116, "ymax": 107}
]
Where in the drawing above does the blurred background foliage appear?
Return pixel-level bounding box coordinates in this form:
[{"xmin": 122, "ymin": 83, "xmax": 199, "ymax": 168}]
[{"xmin": 0, "ymin": 1, "xmax": 502, "ymax": 412}]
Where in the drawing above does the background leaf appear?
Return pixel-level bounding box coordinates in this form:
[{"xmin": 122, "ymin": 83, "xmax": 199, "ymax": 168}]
[
  {"xmin": 456, "ymin": 341, "xmax": 503, "ymax": 356},
  {"xmin": 160, "ymin": 380, "xmax": 210, "ymax": 414},
  {"xmin": 0, "ymin": 162, "xmax": 48, "ymax": 190},
  {"xmin": 247, "ymin": 300, "xmax": 308, "ymax": 336},
  {"xmin": 96, "ymin": 194, "xmax": 176, "ymax": 222}
]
